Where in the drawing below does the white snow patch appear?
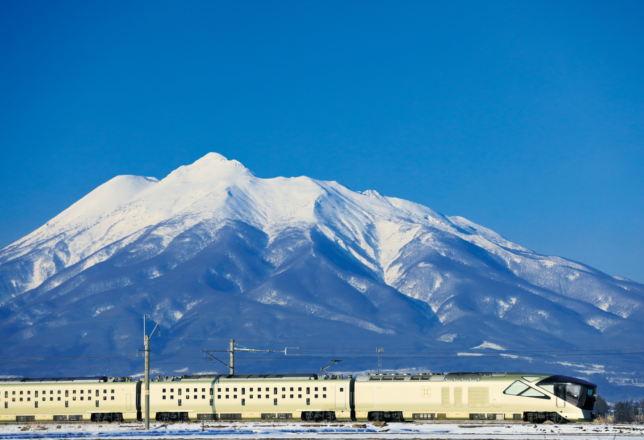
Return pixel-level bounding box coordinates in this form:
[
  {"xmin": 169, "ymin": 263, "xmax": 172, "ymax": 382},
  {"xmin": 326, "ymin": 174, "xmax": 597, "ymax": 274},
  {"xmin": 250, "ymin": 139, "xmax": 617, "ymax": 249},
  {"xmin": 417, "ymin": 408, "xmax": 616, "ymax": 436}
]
[
  {"xmin": 472, "ymin": 341, "xmax": 505, "ymax": 350},
  {"xmin": 438, "ymin": 333, "xmax": 457, "ymax": 342}
]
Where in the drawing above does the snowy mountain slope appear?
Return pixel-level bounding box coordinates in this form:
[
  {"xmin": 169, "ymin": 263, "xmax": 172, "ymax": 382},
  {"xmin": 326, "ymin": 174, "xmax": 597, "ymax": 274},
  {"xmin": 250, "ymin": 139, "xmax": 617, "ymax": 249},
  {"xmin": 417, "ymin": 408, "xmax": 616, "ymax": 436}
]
[{"xmin": 0, "ymin": 153, "xmax": 642, "ymax": 399}]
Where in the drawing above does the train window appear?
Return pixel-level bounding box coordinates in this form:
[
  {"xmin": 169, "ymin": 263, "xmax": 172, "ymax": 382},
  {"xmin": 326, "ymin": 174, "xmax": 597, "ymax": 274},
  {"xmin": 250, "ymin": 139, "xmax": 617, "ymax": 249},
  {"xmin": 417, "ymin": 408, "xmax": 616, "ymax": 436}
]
[
  {"xmin": 290, "ymin": 394, "xmax": 293, "ymax": 399},
  {"xmin": 323, "ymin": 394, "xmax": 326, "ymax": 398},
  {"xmin": 234, "ymin": 388, "xmax": 237, "ymax": 392},
  {"xmin": 234, "ymin": 395, "xmax": 237, "ymax": 399},
  {"xmin": 282, "ymin": 387, "xmax": 285, "ymax": 392},
  {"xmin": 28, "ymin": 390, "xmax": 31, "ymax": 395},
  {"xmin": 178, "ymin": 389, "xmax": 182, "ymax": 396},
  {"xmin": 171, "ymin": 388, "xmax": 174, "ymax": 393},
  {"xmin": 80, "ymin": 390, "xmax": 84, "ymax": 394},
  {"xmin": 163, "ymin": 396, "xmax": 166, "ymax": 400},
  {"xmin": 242, "ymin": 399, "xmax": 245, "ymax": 406},
  {"xmin": 170, "ymin": 396, "xmax": 174, "ymax": 400},
  {"xmin": 58, "ymin": 390, "xmax": 60, "ymax": 394},
  {"xmin": 218, "ymin": 395, "xmax": 221, "ymax": 399},
  {"xmin": 242, "ymin": 388, "xmax": 245, "ymax": 395},
  {"xmin": 258, "ymin": 395, "xmax": 261, "ymax": 399},
  {"xmin": 210, "ymin": 399, "xmax": 213, "ymax": 405},
  {"xmin": 315, "ymin": 387, "xmax": 318, "ymax": 392},
  {"xmin": 290, "ymin": 387, "xmax": 293, "ymax": 392},
  {"xmin": 65, "ymin": 391, "xmax": 68, "ymax": 397},
  {"xmin": 103, "ymin": 397, "xmax": 106, "ymax": 401},
  {"xmin": 42, "ymin": 397, "xmax": 45, "ymax": 401},
  {"xmin": 18, "ymin": 398, "xmax": 22, "ymax": 402},
  {"xmin": 95, "ymin": 401, "xmax": 99, "ymax": 407},
  {"xmin": 96, "ymin": 391, "xmax": 99, "ymax": 397},
  {"xmin": 523, "ymin": 388, "xmax": 547, "ymax": 398},
  {"xmin": 73, "ymin": 390, "xmax": 76, "ymax": 394},
  {"xmin": 35, "ymin": 401, "xmax": 38, "ymax": 408},
  {"xmin": 163, "ymin": 388, "xmax": 166, "ymax": 392},
  {"xmin": 218, "ymin": 388, "xmax": 221, "ymax": 392},
  {"xmin": 306, "ymin": 398, "xmax": 310, "ymax": 405},
  {"xmin": 104, "ymin": 390, "xmax": 107, "ymax": 394},
  {"xmin": 250, "ymin": 395, "xmax": 253, "ymax": 399},
  {"xmin": 202, "ymin": 395, "xmax": 205, "ymax": 399},
  {"xmin": 298, "ymin": 387, "xmax": 302, "ymax": 392},
  {"xmin": 178, "ymin": 399, "xmax": 182, "ymax": 406},
  {"xmin": 186, "ymin": 388, "xmax": 189, "ymax": 392},
  {"xmin": 35, "ymin": 391, "xmax": 38, "ymax": 397},
  {"xmin": 202, "ymin": 388, "xmax": 205, "ymax": 392},
  {"xmin": 186, "ymin": 395, "xmax": 190, "ymax": 399},
  {"xmin": 65, "ymin": 401, "xmax": 68, "ymax": 408},
  {"xmin": 194, "ymin": 395, "xmax": 197, "ymax": 399},
  {"xmin": 298, "ymin": 394, "xmax": 302, "ymax": 398},
  {"xmin": 266, "ymin": 394, "xmax": 269, "ymax": 399},
  {"xmin": 51, "ymin": 390, "xmax": 54, "ymax": 394},
  {"xmin": 282, "ymin": 394, "xmax": 285, "ymax": 399},
  {"xmin": 27, "ymin": 397, "xmax": 30, "ymax": 402},
  {"xmin": 250, "ymin": 388, "xmax": 253, "ymax": 392},
  {"xmin": 274, "ymin": 388, "xmax": 277, "ymax": 395},
  {"xmin": 503, "ymin": 381, "xmax": 548, "ymax": 399},
  {"xmin": 522, "ymin": 376, "xmax": 542, "ymax": 382},
  {"xmin": 210, "ymin": 389, "xmax": 213, "ymax": 395},
  {"xmin": 11, "ymin": 398, "xmax": 15, "ymax": 402},
  {"xmin": 274, "ymin": 398, "xmax": 277, "ymax": 406},
  {"xmin": 194, "ymin": 388, "xmax": 197, "ymax": 392},
  {"xmin": 12, "ymin": 391, "xmax": 15, "ymax": 395},
  {"xmin": 57, "ymin": 397, "xmax": 60, "ymax": 401},
  {"xmin": 315, "ymin": 394, "xmax": 318, "ymax": 398},
  {"xmin": 50, "ymin": 397, "xmax": 53, "ymax": 401},
  {"xmin": 73, "ymin": 397, "xmax": 76, "ymax": 401},
  {"xmin": 323, "ymin": 387, "xmax": 326, "ymax": 391},
  {"xmin": 20, "ymin": 391, "xmax": 23, "ymax": 395},
  {"xmin": 306, "ymin": 387, "xmax": 310, "ymax": 394},
  {"xmin": 504, "ymin": 381, "xmax": 529, "ymax": 396},
  {"xmin": 81, "ymin": 397, "xmax": 83, "ymax": 401},
  {"xmin": 340, "ymin": 388, "xmax": 344, "ymax": 392}
]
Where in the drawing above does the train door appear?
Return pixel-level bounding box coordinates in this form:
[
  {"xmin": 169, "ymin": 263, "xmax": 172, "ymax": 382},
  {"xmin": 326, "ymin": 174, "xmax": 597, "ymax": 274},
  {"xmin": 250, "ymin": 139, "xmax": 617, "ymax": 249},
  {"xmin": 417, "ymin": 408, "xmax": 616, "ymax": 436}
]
[
  {"xmin": 335, "ymin": 385, "xmax": 346, "ymax": 409},
  {"xmin": 126, "ymin": 393, "xmax": 132, "ymax": 411},
  {"xmin": 554, "ymin": 385, "xmax": 565, "ymax": 408}
]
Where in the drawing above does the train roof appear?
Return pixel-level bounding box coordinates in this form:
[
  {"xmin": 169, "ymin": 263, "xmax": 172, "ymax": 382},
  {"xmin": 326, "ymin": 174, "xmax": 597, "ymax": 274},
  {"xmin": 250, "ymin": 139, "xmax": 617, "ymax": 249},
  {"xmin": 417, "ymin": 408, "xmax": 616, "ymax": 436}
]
[
  {"xmin": 154, "ymin": 374, "xmax": 320, "ymax": 381},
  {"xmin": 356, "ymin": 372, "xmax": 554, "ymax": 382},
  {"xmin": 0, "ymin": 376, "xmax": 132, "ymax": 384}
]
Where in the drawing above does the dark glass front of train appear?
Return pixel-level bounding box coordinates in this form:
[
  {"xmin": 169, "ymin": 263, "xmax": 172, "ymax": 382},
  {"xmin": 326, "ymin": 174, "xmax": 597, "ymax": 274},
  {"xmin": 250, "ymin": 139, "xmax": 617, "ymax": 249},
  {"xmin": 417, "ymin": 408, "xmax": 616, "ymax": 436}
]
[{"xmin": 538, "ymin": 375, "xmax": 597, "ymax": 410}]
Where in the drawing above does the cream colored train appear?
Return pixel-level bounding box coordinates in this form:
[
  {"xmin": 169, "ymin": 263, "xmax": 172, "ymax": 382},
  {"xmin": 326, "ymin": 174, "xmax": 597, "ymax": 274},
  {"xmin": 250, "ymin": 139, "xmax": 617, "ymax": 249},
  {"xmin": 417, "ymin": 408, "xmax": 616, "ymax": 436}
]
[{"xmin": 0, "ymin": 372, "xmax": 597, "ymax": 424}]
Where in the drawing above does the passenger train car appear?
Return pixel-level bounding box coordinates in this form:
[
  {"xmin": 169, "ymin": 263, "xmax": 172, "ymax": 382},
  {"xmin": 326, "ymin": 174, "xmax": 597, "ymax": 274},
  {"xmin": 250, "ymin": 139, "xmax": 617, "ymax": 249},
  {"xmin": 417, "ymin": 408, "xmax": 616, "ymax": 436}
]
[{"xmin": 0, "ymin": 372, "xmax": 597, "ymax": 423}]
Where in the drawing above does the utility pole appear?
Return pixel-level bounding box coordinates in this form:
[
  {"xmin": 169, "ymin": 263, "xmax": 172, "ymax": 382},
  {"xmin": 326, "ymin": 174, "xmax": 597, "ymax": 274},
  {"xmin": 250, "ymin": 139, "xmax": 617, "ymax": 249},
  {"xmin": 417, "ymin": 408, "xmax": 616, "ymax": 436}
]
[
  {"xmin": 229, "ymin": 339, "xmax": 235, "ymax": 375},
  {"xmin": 377, "ymin": 348, "xmax": 384, "ymax": 374},
  {"xmin": 203, "ymin": 342, "xmax": 290, "ymax": 373},
  {"xmin": 143, "ymin": 315, "xmax": 160, "ymax": 430}
]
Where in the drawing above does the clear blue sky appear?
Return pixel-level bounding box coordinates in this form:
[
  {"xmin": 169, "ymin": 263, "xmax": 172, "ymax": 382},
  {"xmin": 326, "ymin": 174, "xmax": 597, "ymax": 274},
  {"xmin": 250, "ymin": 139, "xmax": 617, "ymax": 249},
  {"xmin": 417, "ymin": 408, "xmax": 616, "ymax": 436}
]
[{"xmin": 1, "ymin": 1, "xmax": 642, "ymax": 282}]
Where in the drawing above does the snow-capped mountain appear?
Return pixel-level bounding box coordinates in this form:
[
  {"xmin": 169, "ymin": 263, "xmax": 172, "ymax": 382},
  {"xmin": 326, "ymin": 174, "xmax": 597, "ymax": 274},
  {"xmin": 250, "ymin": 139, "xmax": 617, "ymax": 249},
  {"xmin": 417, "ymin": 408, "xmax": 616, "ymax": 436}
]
[{"xmin": 1, "ymin": 153, "xmax": 642, "ymax": 399}]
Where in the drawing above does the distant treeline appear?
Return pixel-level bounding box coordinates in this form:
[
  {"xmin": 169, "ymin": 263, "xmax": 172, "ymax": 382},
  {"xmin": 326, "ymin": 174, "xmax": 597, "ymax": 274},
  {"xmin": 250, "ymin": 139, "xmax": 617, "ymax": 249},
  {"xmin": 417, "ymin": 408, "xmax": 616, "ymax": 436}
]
[{"xmin": 597, "ymin": 396, "xmax": 644, "ymax": 423}]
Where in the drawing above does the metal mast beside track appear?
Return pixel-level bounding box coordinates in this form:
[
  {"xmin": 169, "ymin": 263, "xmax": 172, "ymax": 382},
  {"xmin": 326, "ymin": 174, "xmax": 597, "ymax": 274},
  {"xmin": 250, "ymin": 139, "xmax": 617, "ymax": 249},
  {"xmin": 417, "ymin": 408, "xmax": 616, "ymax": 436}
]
[{"xmin": 142, "ymin": 315, "xmax": 161, "ymax": 430}]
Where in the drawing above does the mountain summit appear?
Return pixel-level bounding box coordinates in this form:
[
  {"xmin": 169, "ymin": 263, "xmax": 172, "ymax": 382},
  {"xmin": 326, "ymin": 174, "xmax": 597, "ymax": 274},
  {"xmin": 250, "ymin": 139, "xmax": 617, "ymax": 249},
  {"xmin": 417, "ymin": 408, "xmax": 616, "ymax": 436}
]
[{"xmin": 0, "ymin": 153, "xmax": 642, "ymax": 399}]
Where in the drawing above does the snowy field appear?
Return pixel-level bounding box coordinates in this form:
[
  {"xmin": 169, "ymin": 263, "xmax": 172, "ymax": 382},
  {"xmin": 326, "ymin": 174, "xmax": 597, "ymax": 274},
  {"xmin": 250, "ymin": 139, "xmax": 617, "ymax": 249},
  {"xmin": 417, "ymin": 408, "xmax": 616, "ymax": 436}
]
[{"xmin": 1, "ymin": 421, "xmax": 643, "ymax": 439}]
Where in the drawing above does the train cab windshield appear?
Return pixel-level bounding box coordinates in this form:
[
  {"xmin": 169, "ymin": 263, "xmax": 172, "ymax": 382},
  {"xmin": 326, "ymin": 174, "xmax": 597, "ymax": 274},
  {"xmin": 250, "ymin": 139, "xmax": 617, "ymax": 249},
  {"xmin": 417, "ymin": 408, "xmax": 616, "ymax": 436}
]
[{"xmin": 537, "ymin": 375, "xmax": 597, "ymax": 410}]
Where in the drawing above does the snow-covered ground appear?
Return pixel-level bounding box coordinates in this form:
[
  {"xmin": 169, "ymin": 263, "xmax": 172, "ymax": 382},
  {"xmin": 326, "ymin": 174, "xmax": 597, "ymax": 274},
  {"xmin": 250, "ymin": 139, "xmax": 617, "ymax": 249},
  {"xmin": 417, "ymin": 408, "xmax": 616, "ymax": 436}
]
[{"xmin": 1, "ymin": 421, "xmax": 643, "ymax": 439}]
